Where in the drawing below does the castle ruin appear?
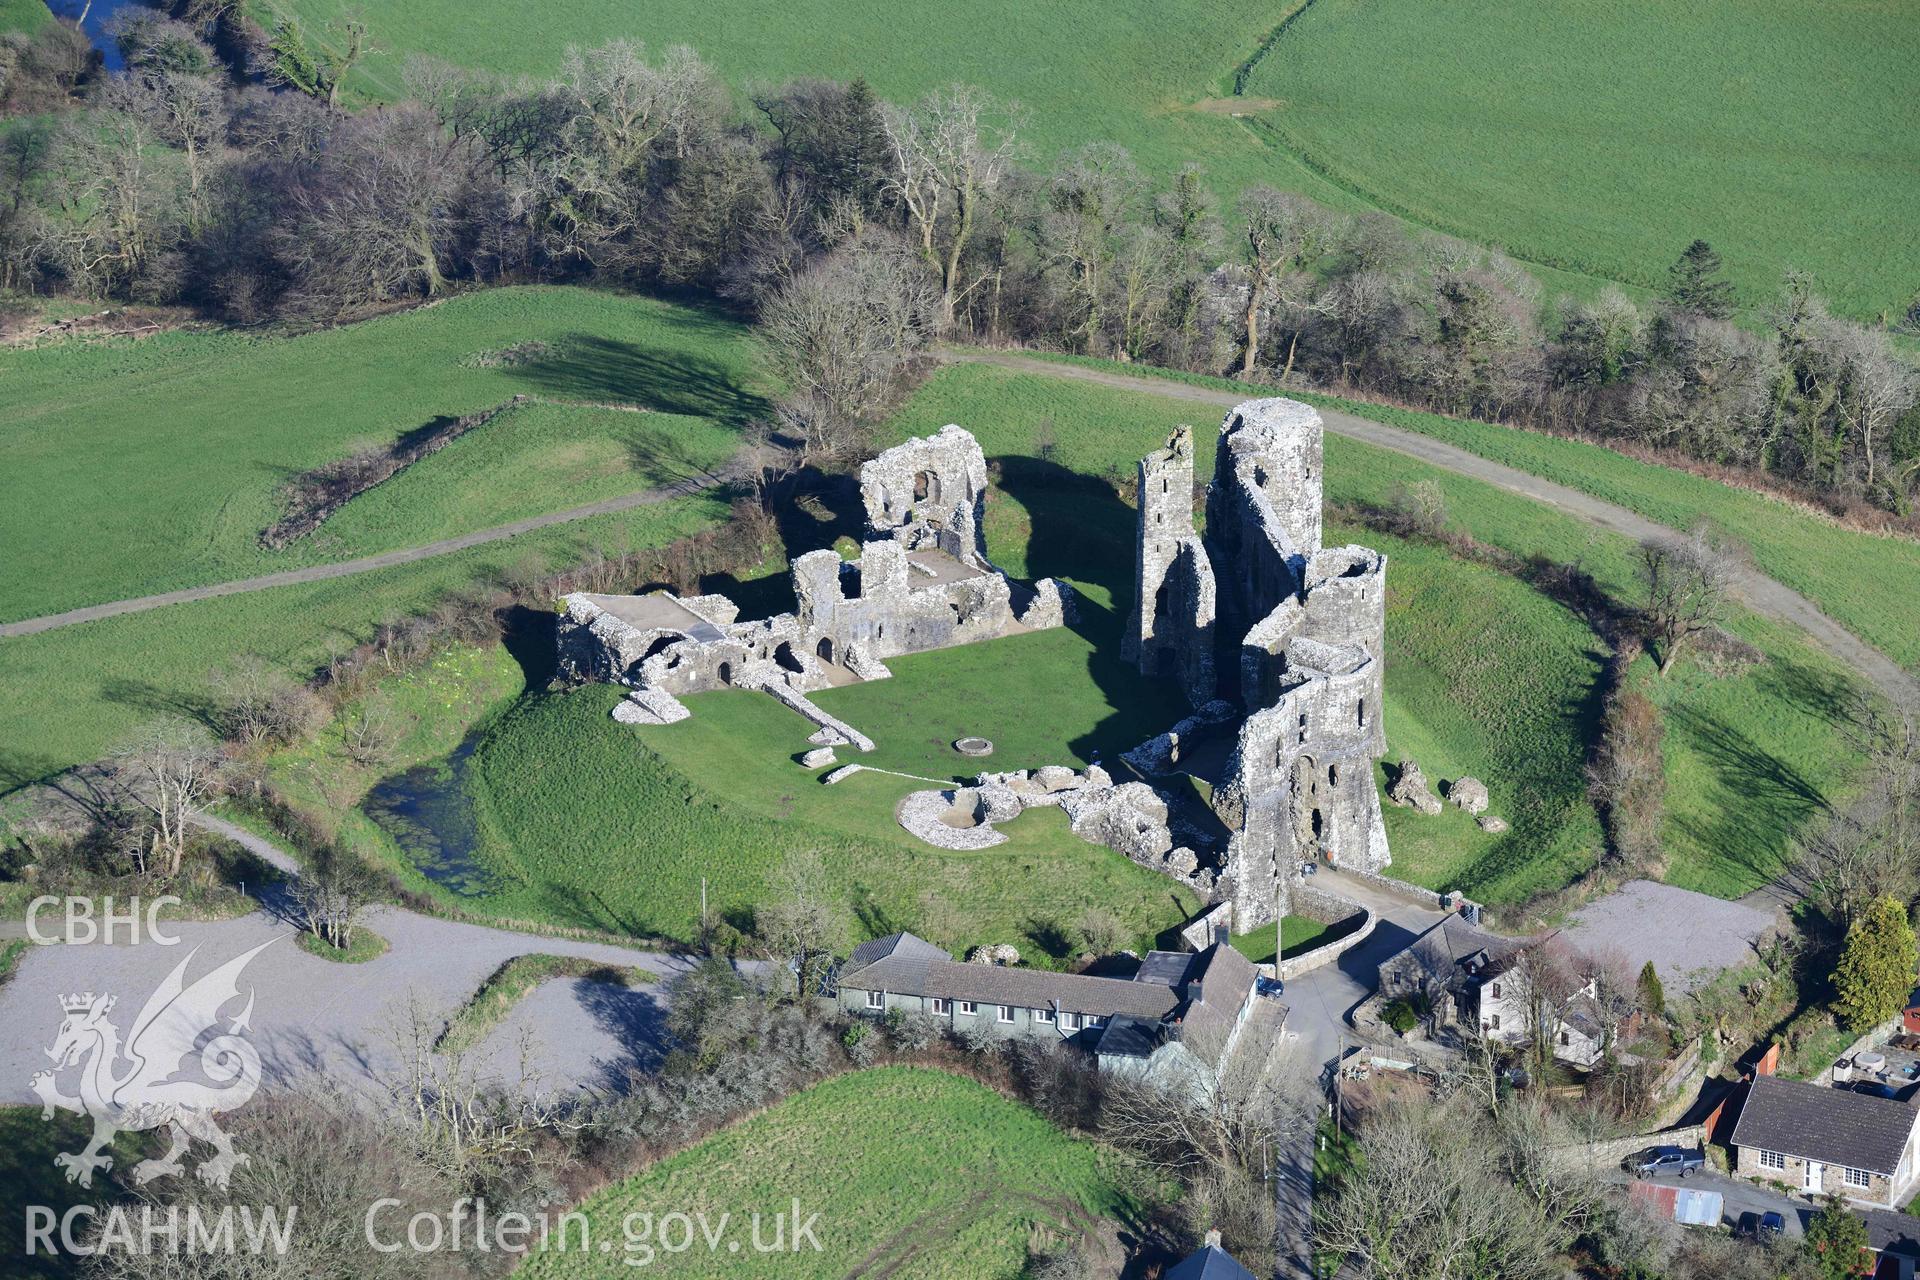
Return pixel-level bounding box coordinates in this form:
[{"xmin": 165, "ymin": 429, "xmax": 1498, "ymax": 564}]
[
  {"xmin": 1122, "ymin": 399, "xmax": 1391, "ymax": 929},
  {"xmin": 556, "ymin": 425, "xmax": 1072, "ymax": 732},
  {"xmin": 557, "ymin": 403, "xmax": 1388, "ymax": 937}
]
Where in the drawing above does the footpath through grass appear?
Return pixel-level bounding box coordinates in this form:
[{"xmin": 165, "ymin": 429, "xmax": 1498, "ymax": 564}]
[
  {"xmin": 1015, "ymin": 352, "xmax": 1920, "ymax": 678},
  {"xmin": 890, "ymin": 363, "xmax": 1856, "ymax": 902},
  {"xmin": 520, "ymin": 1066, "xmax": 1138, "ymax": 1280},
  {"xmin": 0, "ymin": 491, "xmax": 730, "ymax": 789},
  {"xmin": 0, "ymin": 286, "xmax": 767, "ymax": 622}
]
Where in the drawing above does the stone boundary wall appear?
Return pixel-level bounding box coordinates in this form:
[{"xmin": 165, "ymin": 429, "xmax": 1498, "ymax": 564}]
[
  {"xmin": 1551, "ymin": 1123, "xmax": 1709, "ymax": 1172},
  {"xmin": 1293, "ymin": 882, "xmax": 1365, "ymax": 924},
  {"xmin": 758, "ymin": 681, "xmax": 875, "ymax": 752},
  {"xmin": 1277, "ymin": 903, "xmax": 1376, "ymax": 982}
]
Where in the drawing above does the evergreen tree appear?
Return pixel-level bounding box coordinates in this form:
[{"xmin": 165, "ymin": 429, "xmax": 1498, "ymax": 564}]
[
  {"xmin": 1636, "ymin": 960, "xmax": 1666, "ymax": 1020},
  {"xmin": 1834, "ymin": 894, "xmax": 1917, "ymax": 1032},
  {"xmin": 1665, "ymin": 239, "xmax": 1736, "ymax": 319},
  {"xmin": 1802, "ymin": 1193, "xmax": 1869, "ymax": 1280}
]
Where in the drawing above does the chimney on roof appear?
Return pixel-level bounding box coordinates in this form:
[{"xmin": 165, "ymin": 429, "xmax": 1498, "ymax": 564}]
[{"xmin": 1203, "ymin": 1228, "xmax": 1222, "ymax": 1249}]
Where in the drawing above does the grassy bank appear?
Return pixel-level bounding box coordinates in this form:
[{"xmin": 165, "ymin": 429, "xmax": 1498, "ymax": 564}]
[
  {"xmin": 520, "ymin": 1067, "xmax": 1137, "ymax": 1280},
  {"xmin": 438, "ymin": 954, "xmax": 656, "ymax": 1054},
  {"xmin": 0, "ymin": 491, "xmax": 731, "ymax": 789},
  {"xmin": 889, "ymin": 363, "xmax": 1857, "ymax": 902},
  {"xmin": 0, "ymin": 286, "xmax": 766, "ymax": 621},
  {"xmin": 1012, "ymin": 352, "xmax": 1920, "ymax": 677}
]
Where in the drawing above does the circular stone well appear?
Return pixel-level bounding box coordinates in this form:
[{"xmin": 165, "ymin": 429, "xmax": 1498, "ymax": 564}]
[{"xmin": 954, "ymin": 736, "xmax": 994, "ymax": 757}]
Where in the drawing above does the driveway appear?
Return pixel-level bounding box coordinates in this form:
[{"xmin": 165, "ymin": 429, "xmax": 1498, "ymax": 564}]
[
  {"xmin": 1, "ymin": 905, "xmax": 692, "ymax": 1106},
  {"xmin": 1601, "ymin": 1167, "xmax": 1811, "ymax": 1239},
  {"xmin": 1270, "ymin": 869, "xmax": 1452, "ymax": 1278},
  {"xmin": 3, "ymin": 818, "xmax": 696, "ymax": 1104}
]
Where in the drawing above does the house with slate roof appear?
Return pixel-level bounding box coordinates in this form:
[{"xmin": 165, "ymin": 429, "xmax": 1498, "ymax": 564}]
[
  {"xmin": 833, "ymin": 931, "xmax": 1274, "ymax": 1094},
  {"xmin": 1165, "ymin": 1231, "xmax": 1258, "ymax": 1280},
  {"xmin": 1730, "ymin": 1073, "xmax": 1920, "ymax": 1207},
  {"xmin": 1378, "ymin": 916, "xmax": 1615, "ymax": 1068}
]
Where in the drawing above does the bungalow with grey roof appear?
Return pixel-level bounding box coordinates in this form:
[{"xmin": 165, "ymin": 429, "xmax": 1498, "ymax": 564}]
[
  {"xmin": 833, "ymin": 932, "xmax": 1273, "ymax": 1094},
  {"xmin": 1731, "ymin": 1073, "xmax": 1920, "ymax": 1208}
]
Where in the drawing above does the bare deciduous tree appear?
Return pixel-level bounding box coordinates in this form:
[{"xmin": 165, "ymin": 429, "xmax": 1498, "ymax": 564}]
[
  {"xmin": 1313, "ymin": 1096, "xmax": 1576, "ymax": 1280},
  {"xmin": 755, "ymin": 849, "xmax": 847, "ymax": 998},
  {"xmin": 880, "ymin": 84, "xmax": 1018, "ymax": 331},
  {"xmin": 1237, "ymin": 185, "xmax": 1329, "ymax": 377},
  {"xmin": 757, "ymin": 237, "xmax": 935, "ymax": 461},
  {"xmin": 211, "ymin": 655, "xmax": 323, "ymax": 748},
  {"xmin": 32, "ymin": 110, "xmax": 181, "ymax": 297},
  {"xmin": 1637, "ymin": 525, "xmax": 1736, "ymax": 675},
  {"xmin": 291, "ymin": 846, "xmax": 381, "ymax": 951},
  {"xmin": 109, "ymin": 717, "xmax": 224, "ymax": 878},
  {"xmin": 337, "ymin": 701, "xmax": 399, "ymax": 767}
]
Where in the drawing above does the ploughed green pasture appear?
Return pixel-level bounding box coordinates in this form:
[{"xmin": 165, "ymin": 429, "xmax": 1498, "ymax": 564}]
[{"xmin": 266, "ymin": 0, "xmax": 1916, "ymax": 316}]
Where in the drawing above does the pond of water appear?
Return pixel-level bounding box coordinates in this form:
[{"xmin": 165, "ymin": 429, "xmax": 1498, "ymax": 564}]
[
  {"xmin": 45, "ymin": 0, "xmax": 147, "ymax": 70},
  {"xmin": 360, "ymin": 730, "xmax": 495, "ymax": 898}
]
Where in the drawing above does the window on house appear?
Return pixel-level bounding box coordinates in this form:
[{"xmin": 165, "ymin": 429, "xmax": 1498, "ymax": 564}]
[
  {"xmin": 865, "ymin": 990, "xmax": 884, "ymax": 1009},
  {"xmin": 1061, "ymin": 1012, "xmax": 1081, "ymax": 1031},
  {"xmin": 996, "ymin": 1006, "xmax": 1014, "ymax": 1024},
  {"xmin": 1845, "ymin": 1167, "xmax": 1872, "ymax": 1189},
  {"xmin": 1758, "ymin": 1150, "xmax": 1786, "ymax": 1171},
  {"xmin": 930, "ymin": 998, "xmax": 951, "ymax": 1016},
  {"xmin": 1489, "ymin": 1014, "xmax": 1501, "ymax": 1031},
  {"xmin": 1035, "ymin": 1007, "xmax": 1056, "ymax": 1024},
  {"xmin": 1085, "ymin": 1015, "xmax": 1104, "ymax": 1027},
  {"xmin": 1491, "ymin": 982, "xmax": 1502, "ymax": 999},
  {"xmin": 958, "ymin": 1000, "xmax": 977, "ymax": 1016}
]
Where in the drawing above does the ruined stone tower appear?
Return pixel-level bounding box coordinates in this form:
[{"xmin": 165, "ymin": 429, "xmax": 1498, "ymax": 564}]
[
  {"xmin": 1124, "ymin": 399, "xmax": 1390, "ymax": 928},
  {"xmin": 1120, "ymin": 426, "xmax": 1216, "ymax": 707}
]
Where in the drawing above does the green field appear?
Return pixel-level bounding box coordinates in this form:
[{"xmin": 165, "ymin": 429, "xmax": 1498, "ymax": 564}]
[
  {"xmin": 268, "ymin": 0, "xmax": 1916, "ymax": 317},
  {"xmin": 1247, "ymin": 0, "xmax": 1919, "ymax": 318},
  {"xmin": 887, "ymin": 364, "xmax": 1856, "ymax": 901},
  {"xmin": 285, "ymin": 361, "xmax": 1861, "ymax": 958},
  {"xmin": 520, "ymin": 1067, "xmax": 1136, "ymax": 1280},
  {"xmin": 460, "ymin": 673, "xmax": 1202, "ymax": 959},
  {"xmin": 0, "ymin": 286, "xmax": 766, "ymax": 621},
  {"xmin": 0, "ymin": 0, "xmax": 49, "ymax": 35},
  {"xmin": 0, "ymin": 491, "xmax": 730, "ymax": 789},
  {"xmin": 1019, "ymin": 352, "xmax": 1920, "ymax": 679}
]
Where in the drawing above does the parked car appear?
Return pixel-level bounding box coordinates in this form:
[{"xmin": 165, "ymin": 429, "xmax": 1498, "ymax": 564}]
[
  {"xmin": 1738, "ymin": 1210, "xmax": 1788, "ymax": 1242},
  {"xmin": 1848, "ymin": 1080, "xmax": 1902, "ymax": 1099},
  {"xmin": 1627, "ymin": 1146, "xmax": 1706, "ymax": 1179}
]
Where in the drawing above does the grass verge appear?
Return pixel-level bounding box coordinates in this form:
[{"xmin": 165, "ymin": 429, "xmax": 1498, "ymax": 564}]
[{"xmin": 296, "ymin": 927, "xmax": 388, "ymax": 963}]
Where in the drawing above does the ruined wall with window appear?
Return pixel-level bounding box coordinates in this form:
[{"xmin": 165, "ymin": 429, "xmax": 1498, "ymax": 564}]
[{"xmin": 1125, "ymin": 399, "xmax": 1391, "ymax": 928}]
